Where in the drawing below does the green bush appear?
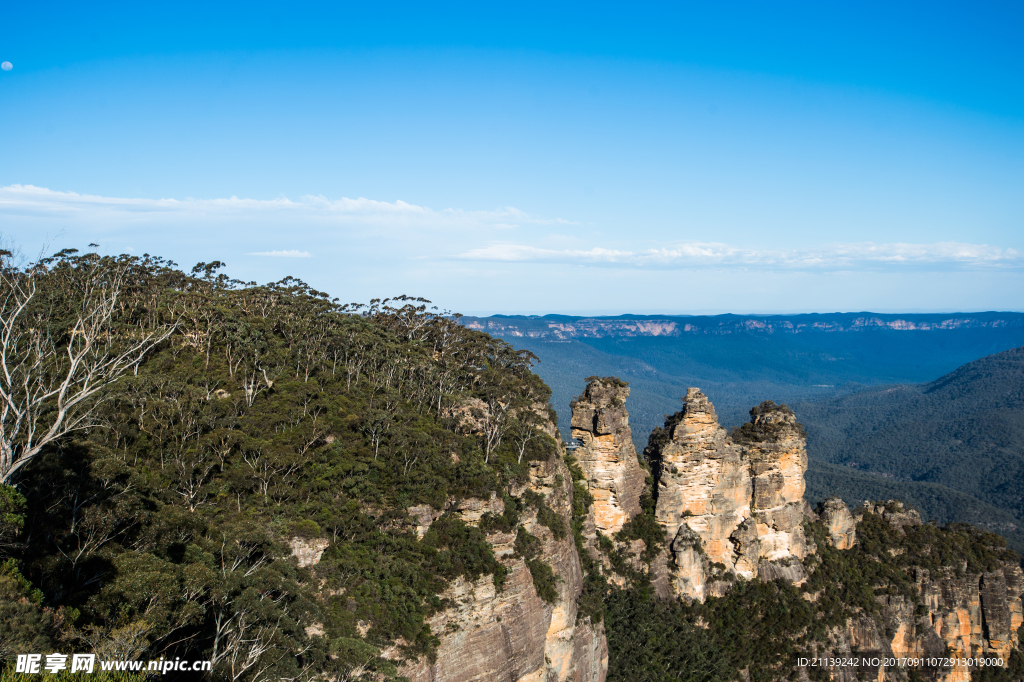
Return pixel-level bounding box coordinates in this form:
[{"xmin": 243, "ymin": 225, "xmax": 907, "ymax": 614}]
[
  {"xmin": 523, "ymin": 490, "xmax": 567, "ymax": 540},
  {"xmin": 614, "ymin": 485, "xmax": 662, "ymax": 563},
  {"xmin": 514, "ymin": 528, "xmax": 558, "ymax": 603},
  {"xmin": 424, "ymin": 516, "xmax": 505, "ymax": 587},
  {"xmin": 289, "ymin": 519, "xmax": 322, "ymax": 539},
  {"xmin": 525, "ymin": 558, "xmax": 558, "ymax": 604}
]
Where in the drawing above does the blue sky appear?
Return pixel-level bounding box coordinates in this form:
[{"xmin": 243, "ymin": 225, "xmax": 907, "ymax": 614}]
[{"xmin": 1, "ymin": 2, "xmax": 1022, "ymax": 314}]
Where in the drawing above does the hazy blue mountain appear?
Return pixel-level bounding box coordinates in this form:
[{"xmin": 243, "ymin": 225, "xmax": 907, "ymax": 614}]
[{"xmin": 462, "ymin": 312, "xmax": 1024, "ymax": 446}]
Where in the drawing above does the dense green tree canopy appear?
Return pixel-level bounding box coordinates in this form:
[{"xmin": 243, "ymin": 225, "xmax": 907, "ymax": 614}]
[{"xmin": 0, "ymin": 250, "xmax": 556, "ymax": 680}]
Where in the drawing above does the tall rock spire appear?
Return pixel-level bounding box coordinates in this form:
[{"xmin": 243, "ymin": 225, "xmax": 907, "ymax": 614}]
[
  {"xmin": 740, "ymin": 401, "xmax": 808, "ymax": 563},
  {"xmin": 570, "ymin": 377, "xmax": 645, "ymax": 537},
  {"xmin": 648, "ymin": 389, "xmax": 808, "ymax": 601}
]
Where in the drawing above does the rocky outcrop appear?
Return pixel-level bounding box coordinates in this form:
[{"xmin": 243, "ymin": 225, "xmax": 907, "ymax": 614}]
[
  {"xmin": 446, "ymin": 397, "xmax": 491, "ymax": 434},
  {"xmin": 796, "ymin": 500, "xmax": 1024, "ymax": 682},
  {"xmin": 818, "ymin": 497, "xmax": 857, "ymax": 550},
  {"xmin": 408, "ymin": 504, "xmax": 444, "ymax": 539},
  {"xmin": 860, "ymin": 500, "xmax": 923, "ymax": 533},
  {"xmin": 742, "ymin": 401, "xmax": 809, "ymax": 566},
  {"xmin": 651, "ymin": 387, "xmax": 750, "ymax": 599},
  {"xmin": 810, "ymin": 564, "xmax": 1024, "ymax": 682},
  {"xmin": 649, "ymin": 389, "xmax": 808, "ymax": 601},
  {"xmin": 289, "ymin": 537, "xmax": 330, "ymax": 568},
  {"xmin": 570, "ymin": 378, "xmax": 645, "ymax": 537},
  {"xmin": 399, "ymin": 437, "xmax": 607, "ymax": 682},
  {"xmin": 840, "ymin": 502, "xmax": 1022, "ymax": 681},
  {"xmin": 668, "ymin": 525, "xmax": 709, "ymax": 599},
  {"xmin": 407, "ymin": 495, "xmax": 506, "ymax": 538},
  {"xmin": 452, "ymin": 492, "xmax": 506, "ymax": 525}
]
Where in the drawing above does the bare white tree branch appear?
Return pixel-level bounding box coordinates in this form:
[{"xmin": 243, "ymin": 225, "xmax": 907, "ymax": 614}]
[{"xmin": 0, "ymin": 254, "xmax": 176, "ymax": 483}]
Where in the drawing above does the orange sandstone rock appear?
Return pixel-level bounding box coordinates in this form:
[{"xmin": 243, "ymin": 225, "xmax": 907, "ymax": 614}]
[
  {"xmin": 649, "ymin": 389, "xmax": 809, "ymax": 601},
  {"xmin": 570, "ymin": 378, "xmax": 645, "ymax": 537}
]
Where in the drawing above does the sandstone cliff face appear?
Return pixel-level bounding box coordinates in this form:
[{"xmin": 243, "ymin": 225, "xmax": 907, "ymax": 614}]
[
  {"xmin": 800, "ymin": 501, "xmax": 1024, "ymax": 682},
  {"xmin": 743, "ymin": 402, "xmax": 808, "ymax": 568},
  {"xmin": 812, "ymin": 567, "xmax": 1024, "ymax": 682},
  {"xmin": 649, "ymin": 389, "xmax": 807, "ymax": 601},
  {"xmin": 570, "ymin": 378, "xmax": 645, "ymax": 538},
  {"xmin": 288, "ymin": 537, "xmax": 330, "ymax": 568},
  {"xmin": 818, "ymin": 497, "xmax": 857, "ymax": 550},
  {"xmin": 864, "ymin": 504, "xmax": 1022, "ymax": 682},
  {"xmin": 893, "ymin": 565, "xmax": 1024, "ymax": 681},
  {"xmin": 399, "ymin": 440, "xmax": 607, "ymax": 682}
]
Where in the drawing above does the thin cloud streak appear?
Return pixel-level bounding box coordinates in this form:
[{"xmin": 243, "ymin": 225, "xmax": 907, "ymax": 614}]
[
  {"xmin": 247, "ymin": 250, "xmax": 313, "ymax": 258},
  {"xmin": 3, "ymin": 185, "xmax": 1018, "ymax": 274},
  {"xmin": 0, "ymin": 185, "xmax": 577, "ymax": 229},
  {"xmin": 456, "ymin": 242, "xmax": 1023, "ymax": 271}
]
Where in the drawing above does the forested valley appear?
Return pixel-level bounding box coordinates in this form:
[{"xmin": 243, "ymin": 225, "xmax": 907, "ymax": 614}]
[{"xmin": 798, "ymin": 347, "xmax": 1024, "ymax": 555}]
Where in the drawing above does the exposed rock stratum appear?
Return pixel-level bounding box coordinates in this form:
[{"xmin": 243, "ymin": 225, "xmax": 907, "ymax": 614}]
[
  {"xmin": 570, "ymin": 378, "xmax": 645, "ymax": 538},
  {"xmin": 393, "ymin": 385, "xmax": 1024, "ymax": 682},
  {"xmin": 648, "ymin": 388, "xmax": 808, "ymax": 601},
  {"xmin": 398, "ymin": 410, "xmax": 607, "ymax": 682}
]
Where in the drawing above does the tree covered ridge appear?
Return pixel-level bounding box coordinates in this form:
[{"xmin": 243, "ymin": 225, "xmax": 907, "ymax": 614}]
[
  {"xmin": 796, "ymin": 343, "xmax": 1024, "ymax": 550},
  {"xmin": 0, "ymin": 249, "xmax": 562, "ymax": 680}
]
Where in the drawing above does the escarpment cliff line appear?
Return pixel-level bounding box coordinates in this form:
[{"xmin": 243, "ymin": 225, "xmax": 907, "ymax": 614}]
[
  {"xmin": 570, "ymin": 378, "xmax": 645, "ymax": 538},
  {"xmin": 865, "ymin": 500, "xmax": 1024, "ymax": 681},
  {"xmin": 461, "ymin": 312, "xmax": 1024, "ymax": 340},
  {"xmin": 648, "ymin": 388, "xmax": 808, "ymax": 601},
  {"xmin": 813, "ymin": 500, "xmax": 1024, "ymax": 682},
  {"xmin": 403, "ymin": 383, "xmax": 1024, "ymax": 682},
  {"xmin": 400, "ymin": 409, "xmax": 607, "ymax": 682}
]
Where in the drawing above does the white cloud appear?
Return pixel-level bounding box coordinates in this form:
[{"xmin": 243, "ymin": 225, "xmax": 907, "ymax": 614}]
[
  {"xmin": 456, "ymin": 241, "xmax": 1022, "ymax": 271},
  {"xmin": 247, "ymin": 250, "xmax": 312, "ymax": 258},
  {"xmin": 2, "ymin": 185, "xmax": 1017, "ymax": 275},
  {"xmin": 0, "ymin": 184, "xmax": 574, "ymax": 229}
]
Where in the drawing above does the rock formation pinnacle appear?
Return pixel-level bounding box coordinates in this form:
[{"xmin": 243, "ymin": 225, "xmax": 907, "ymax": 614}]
[
  {"xmin": 818, "ymin": 497, "xmax": 857, "ymax": 550},
  {"xmin": 570, "ymin": 377, "xmax": 645, "ymax": 537},
  {"xmin": 649, "ymin": 389, "xmax": 808, "ymax": 601}
]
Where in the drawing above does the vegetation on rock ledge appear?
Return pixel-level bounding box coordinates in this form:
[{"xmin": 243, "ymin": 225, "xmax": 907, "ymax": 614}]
[{"xmin": 603, "ymin": 505, "xmax": 1022, "ymax": 682}]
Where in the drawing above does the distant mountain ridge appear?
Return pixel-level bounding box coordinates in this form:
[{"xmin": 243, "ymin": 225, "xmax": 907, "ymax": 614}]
[
  {"xmin": 463, "ymin": 311, "xmax": 1024, "ymax": 340},
  {"xmin": 465, "ymin": 311, "xmax": 1024, "ymax": 451}
]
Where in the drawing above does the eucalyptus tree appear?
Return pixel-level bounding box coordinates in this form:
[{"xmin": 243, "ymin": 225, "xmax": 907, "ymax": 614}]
[{"xmin": 0, "ymin": 250, "xmax": 176, "ymax": 483}]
